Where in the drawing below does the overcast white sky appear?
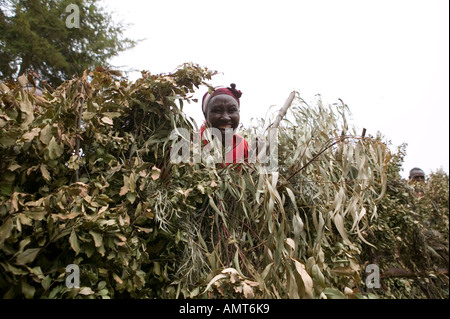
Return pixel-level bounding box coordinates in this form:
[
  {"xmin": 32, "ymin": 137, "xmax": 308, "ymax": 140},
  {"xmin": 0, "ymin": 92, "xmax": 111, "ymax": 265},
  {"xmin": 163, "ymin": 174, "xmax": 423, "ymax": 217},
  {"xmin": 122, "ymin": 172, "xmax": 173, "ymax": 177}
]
[{"xmin": 103, "ymin": 0, "xmax": 449, "ymax": 179}]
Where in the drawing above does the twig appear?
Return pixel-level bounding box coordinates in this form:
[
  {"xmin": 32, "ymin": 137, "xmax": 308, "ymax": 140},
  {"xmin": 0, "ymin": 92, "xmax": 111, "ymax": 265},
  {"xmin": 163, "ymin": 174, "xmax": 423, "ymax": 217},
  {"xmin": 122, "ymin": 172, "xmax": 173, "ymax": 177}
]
[
  {"xmin": 257, "ymin": 91, "xmax": 296, "ymax": 161},
  {"xmin": 272, "ymin": 91, "xmax": 296, "ymax": 129},
  {"xmin": 361, "ymin": 128, "xmax": 367, "ymax": 139},
  {"xmin": 283, "ymin": 138, "xmax": 343, "ymax": 184},
  {"xmin": 380, "ymin": 267, "xmax": 449, "ymax": 279},
  {"xmin": 74, "ymin": 82, "xmax": 85, "ymax": 183}
]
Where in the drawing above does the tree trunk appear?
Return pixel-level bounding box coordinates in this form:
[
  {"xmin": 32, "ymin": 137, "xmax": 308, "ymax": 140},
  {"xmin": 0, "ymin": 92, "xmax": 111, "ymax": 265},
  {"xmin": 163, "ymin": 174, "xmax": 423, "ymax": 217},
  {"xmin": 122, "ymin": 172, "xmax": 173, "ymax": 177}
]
[{"xmin": 18, "ymin": 54, "xmax": 32, "ymax": 77}]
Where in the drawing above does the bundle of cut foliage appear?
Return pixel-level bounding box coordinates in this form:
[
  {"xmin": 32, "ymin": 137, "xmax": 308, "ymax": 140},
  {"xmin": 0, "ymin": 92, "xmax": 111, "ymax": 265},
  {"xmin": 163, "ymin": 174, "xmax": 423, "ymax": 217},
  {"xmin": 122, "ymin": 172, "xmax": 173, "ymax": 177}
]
[
  {"xmin": 360, "ymin": 144, "xmax": 449, "ymax": 299},
  {"xmin": 0, "ymin": 64, "xmax": 447, "ymax": 299},
  {"xmin": 0, "ymin": 64, "xmax": 218, "ymax": 298}
]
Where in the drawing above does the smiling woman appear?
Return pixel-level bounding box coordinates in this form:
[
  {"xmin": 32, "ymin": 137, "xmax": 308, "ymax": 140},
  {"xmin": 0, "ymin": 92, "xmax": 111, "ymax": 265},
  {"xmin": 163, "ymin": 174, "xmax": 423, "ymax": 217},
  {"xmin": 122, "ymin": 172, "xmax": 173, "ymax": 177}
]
[{"xmin": 201, "ymin": 84, "xmax": 249, "ymax": 164}]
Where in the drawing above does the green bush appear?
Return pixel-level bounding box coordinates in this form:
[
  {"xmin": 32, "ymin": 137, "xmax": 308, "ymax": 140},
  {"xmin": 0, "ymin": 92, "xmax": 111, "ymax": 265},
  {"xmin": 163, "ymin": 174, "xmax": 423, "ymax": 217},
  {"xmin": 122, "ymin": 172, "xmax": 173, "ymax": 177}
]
[
  {"xmin": 360, "ymin": 143, "xmax": 449, "ymax": 298},
  {"xmin": 0, "ymin": 64, "xmax": 217, "ymax": 298}
]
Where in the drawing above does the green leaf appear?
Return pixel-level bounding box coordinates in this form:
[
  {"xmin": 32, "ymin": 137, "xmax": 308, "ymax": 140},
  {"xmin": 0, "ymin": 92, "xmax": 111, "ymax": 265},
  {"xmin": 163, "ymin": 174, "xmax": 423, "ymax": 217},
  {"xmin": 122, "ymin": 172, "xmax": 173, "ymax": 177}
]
[
  {"xmin": 323, "ymin": 287, "xmax": 346, "ymax": 299},
  {"xmin": 7, "ymin": 163, "xmax": 21, "ymax": 172},
  {"xmin": 78, "ymin": 287, "xmax": 95, "ymax": 296},
  {"xmin": 119, "ymin": 175, "xmax": 130, "ymax": 196},
  {"xmin": 39, "ymin": 124, "xmax": 52, "ymax": 145},
  {"xmin": 126, "ymin": 192, "xmax": 137, "ymax": 204},
  {"xmin": 0, "ymin": 130, "xmax": 21, "ymax": 147},
  {"xmin": 40, "ymin": 165, "xmax": 51, "ymax": 182},
  {"xmin": 18, "ymin": 74, "xmax": 28, "ymax": 86},
  {"xmin": 333, "ymin": 213, "xmax": 355, "ymax": 249},
  {"xmin": 16, "ymin": 248, "xmax": 40, "ymax": 265},
  {"xmin": 41, "ymin": 276, "xmax": 52, "ymax": 291},
  {"xmin": 293, "ymin": 258, "xmax": 314, "ymax": 299},
  {"xmin": 69, "ymin": 229, "xmax": 81, "ymax": 255},
  {"xmin": 153, "ymin": 261, "xmax": 161, "ymax": 276},
  {"xmin": 0, "ymin": 183, "xmax": 14, "ymax": 196},
  {"xmin": 5, "ymin": 263, "xmax": 28, "ymax": 275},
  {"xmin": 48, "ymin": 136, "xmax": 64, "ymax": 160},
  {"xmin": 312, "ymin": 264, "xmax": 325, "ymax": 288},
  {"xmin": 21, "ymin": 128, "xmax": 40, "ymax": 142},
  {"xmin": 203, "ymin": 274, "xmax": 227, "ymax": 294},
  {"xmin": 82, "ymin": 112, "xmax": 97, "ymax": 121},
  {"xmin": 21, "ymin": 280, "xmax": 36, "ymax": 299},
  {"xmin": 102, "ymin": 112, "xmax": 121, "ymax": 118},
  {"xmin": 151, "ymin": 166, "xmax": 161, "ymax": 181},
  {"xmin": 24, "ymin": 209, "xmax": 47, "ymax": 221},
  {"xmin": 0, "ymin": 218, "xmax": 13, "ymax": 245},
  {"xmin": 89, "ymin": 230, "xmax": 103, "ymax": 248},
  {"xmin": 19, "ymin": 100, "xmax": 34, "ymax": 128},
  {"xmin": 101, "ymin": 116, "xmax": 114, "ymax": 125}
]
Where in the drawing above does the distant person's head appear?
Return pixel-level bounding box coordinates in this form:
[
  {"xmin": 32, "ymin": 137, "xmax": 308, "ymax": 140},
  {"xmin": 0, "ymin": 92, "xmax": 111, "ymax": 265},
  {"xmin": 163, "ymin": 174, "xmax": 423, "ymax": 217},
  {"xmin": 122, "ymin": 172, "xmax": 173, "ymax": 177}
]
[{"xmin": 409, "ymin": 167, "xmax": 425, "ymax": 183}]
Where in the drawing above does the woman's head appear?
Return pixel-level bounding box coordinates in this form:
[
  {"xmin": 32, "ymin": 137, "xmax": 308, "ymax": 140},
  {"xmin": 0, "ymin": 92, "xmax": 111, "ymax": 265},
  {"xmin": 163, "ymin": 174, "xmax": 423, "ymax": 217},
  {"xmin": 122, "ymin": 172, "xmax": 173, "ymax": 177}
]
[
  {"xmin": 202, "ymin": 84, "xmax": 242, "ymax": 142},
  {"xmin": 202, "ymin": 84, "xmax": 242, "ymax": 127}
]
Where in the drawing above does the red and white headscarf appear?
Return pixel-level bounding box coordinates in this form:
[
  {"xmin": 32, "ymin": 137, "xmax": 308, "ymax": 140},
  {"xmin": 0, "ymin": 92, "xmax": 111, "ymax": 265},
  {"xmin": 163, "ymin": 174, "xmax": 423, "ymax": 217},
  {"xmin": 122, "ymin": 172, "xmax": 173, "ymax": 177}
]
[{"xmin": 202, "ymin": 83, "xmax": 242, "ymax": 115}]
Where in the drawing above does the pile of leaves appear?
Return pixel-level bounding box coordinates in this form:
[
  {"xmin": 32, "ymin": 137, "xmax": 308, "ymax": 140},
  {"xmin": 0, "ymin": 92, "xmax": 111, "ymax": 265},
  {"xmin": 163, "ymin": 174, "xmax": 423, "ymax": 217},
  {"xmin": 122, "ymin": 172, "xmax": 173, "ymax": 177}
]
[
  {"xmin": 0, "ymin": 64, "xmax": 448, "ymax": 299},
  {"xmin": 0, "ymin": 64, "xmax": 218, "ymax": 298},
  {"xmin": 360, "ymin": 143, "xmax": 449, "ymax": 298}
]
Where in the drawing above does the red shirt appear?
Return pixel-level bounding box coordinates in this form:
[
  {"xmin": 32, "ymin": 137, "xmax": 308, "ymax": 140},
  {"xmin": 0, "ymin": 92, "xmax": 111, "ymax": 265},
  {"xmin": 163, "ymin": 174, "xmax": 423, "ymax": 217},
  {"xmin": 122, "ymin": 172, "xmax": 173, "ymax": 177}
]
[{"xmin": 200, "ymin": 124, "xmax": 249, "ymax": 164}]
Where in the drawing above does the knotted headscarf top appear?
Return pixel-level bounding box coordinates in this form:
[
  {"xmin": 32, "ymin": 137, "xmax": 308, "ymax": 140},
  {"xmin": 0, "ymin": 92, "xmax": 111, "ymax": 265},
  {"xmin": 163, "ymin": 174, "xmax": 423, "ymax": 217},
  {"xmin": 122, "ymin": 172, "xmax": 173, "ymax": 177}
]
[{"xmin": 202, "ymin": 83, "xmax": 242, "ymax": 116}]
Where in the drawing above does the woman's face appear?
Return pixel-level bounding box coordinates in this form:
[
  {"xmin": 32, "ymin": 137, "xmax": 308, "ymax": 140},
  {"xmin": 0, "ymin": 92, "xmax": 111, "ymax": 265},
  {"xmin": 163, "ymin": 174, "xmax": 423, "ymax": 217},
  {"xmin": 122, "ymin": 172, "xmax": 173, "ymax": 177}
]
[{"xmin": 205, "ymin": 94, "xmax": 240, "ymax": 142}]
